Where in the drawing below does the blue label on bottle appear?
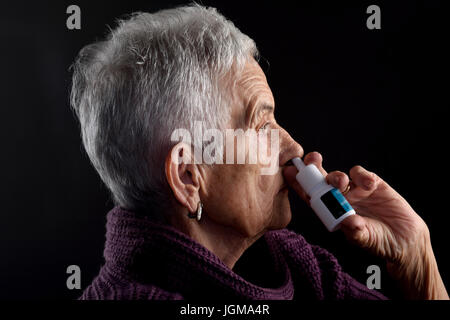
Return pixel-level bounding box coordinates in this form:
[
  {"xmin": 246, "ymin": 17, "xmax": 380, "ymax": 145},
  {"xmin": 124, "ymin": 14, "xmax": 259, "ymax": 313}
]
[{"xmin": 320, "ymin": 188, "xmax": 353, "ymax": 219}]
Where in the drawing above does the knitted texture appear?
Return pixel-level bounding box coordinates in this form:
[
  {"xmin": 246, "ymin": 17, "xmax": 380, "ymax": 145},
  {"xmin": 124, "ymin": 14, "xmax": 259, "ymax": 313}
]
[{"xmin": 80, "ymin": 207, "xmax": 387, "ymax": 300}]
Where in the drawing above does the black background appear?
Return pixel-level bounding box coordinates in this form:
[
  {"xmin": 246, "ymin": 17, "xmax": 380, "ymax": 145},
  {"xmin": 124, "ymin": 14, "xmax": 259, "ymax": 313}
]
[{"xmin": 0, "ymin": 0, "xmax": 448, "ymax": 299}]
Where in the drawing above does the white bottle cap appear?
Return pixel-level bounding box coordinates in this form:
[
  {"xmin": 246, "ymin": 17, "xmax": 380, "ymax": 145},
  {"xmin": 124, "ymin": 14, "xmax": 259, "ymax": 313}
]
[{"xmin": 292, "ymin": 157, "xmax": 326, "ymax": 196}]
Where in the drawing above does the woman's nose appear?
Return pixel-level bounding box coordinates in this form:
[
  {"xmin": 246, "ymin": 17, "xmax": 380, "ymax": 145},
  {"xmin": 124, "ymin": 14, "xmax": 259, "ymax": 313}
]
[{"xmin": 278, "ymin": 127, "xmax": 304, "ymax": 167}]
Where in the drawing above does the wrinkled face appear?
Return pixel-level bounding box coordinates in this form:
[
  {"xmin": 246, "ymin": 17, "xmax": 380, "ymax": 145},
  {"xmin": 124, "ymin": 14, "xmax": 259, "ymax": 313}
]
[{"xmin": 201, "ymin": 59, "xmax": 303, "ymax": 237}]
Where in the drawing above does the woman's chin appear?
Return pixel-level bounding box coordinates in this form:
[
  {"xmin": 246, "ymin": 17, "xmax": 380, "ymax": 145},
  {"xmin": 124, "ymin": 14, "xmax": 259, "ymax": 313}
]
[{"xmin": 268, "ymin": 200, "xmax": 292, "ymax": 231}]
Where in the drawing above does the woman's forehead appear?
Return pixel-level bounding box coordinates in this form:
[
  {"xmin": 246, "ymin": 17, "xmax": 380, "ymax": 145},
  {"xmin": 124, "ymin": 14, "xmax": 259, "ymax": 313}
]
[{"xmin": 234, "ymin": 62, "xmax": 275, "ymax": 119}]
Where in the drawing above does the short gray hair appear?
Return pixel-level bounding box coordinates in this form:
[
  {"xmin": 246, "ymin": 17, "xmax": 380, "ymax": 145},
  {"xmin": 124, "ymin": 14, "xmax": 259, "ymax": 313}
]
[{"xmin": 70, "ymin": 4, "xmax": 258, "ymax": 214}]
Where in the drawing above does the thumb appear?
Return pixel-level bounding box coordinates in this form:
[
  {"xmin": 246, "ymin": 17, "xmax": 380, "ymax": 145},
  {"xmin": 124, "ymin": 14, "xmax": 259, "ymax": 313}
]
[{"xmin": 340, "ymin": 214, "xmax": 370, "ymax": 248}]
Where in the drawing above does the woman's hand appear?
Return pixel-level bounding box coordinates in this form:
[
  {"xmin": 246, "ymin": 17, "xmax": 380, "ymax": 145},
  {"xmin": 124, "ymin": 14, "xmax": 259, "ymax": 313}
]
[{"xmin": 283, "ymin": 151, "xmax": 449, "ymax": 299}]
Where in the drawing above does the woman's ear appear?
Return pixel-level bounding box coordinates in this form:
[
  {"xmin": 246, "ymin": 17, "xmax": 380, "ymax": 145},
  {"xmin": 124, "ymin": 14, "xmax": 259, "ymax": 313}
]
[{"xmin": 165, "ymin": 142, "xmax": 201, "ymax": 213}]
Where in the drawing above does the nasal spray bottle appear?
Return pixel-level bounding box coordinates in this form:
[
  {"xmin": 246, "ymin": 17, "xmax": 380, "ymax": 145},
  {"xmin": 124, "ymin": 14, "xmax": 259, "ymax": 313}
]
[{"xmin": 292, "ymin": 157, "xmax": 355, "ymax": 232}]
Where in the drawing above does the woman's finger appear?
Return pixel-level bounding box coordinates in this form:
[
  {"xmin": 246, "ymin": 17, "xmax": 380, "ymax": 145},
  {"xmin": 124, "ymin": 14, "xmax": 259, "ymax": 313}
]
[
  {"xmin": 303, "ymin": 152, "xmax": 327, "ymax": 176},
  {"xmin": 349, "ymin": 165, "xmax": 379, "ymax": 191},
  {"xmin": 326, "ymin": 171, "xmax": 350, "ymax": 193}
]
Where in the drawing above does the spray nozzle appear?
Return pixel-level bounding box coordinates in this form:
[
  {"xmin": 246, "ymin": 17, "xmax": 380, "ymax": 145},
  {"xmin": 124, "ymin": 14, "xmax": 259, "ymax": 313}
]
[{"xmin": 292, "ymin": 157, "xmax": 306, "ymax": 171}]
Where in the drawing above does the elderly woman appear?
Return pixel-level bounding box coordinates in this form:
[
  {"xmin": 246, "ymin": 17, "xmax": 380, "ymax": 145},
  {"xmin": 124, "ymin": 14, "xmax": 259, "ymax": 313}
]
[{"xmin": 70, "ymin": 5, "xmax": 448, "ymax": 300}]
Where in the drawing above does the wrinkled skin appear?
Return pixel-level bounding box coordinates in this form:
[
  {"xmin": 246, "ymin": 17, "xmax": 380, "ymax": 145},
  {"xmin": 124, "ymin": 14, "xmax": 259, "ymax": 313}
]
[
  {"xmin": 201, "ymin": 59, "xmax": 302, "ymax": 238},
  {"xmin": 166, "ymin": 58, "xmax": 448, "ymax": 299},
  {"xmin": 284, "ymin": 152, "xmax": 429, "ymax": 266}
]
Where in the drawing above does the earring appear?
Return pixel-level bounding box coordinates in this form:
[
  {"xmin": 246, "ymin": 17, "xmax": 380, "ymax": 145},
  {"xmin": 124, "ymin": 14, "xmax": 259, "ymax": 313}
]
[
  {"xmin": 196, "ymin": 202, "xmax": 202, "ymax": 221},
  {"xmin": 188, "ymin": 202, "xmax": 202, "ymax": 221}
]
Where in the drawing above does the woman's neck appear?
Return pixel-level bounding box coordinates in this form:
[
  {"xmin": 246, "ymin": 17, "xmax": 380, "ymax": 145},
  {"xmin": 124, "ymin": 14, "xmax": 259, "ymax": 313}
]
[{"xmin": 168, "ymin": 210, "xmax": 265, "ymax": 269}]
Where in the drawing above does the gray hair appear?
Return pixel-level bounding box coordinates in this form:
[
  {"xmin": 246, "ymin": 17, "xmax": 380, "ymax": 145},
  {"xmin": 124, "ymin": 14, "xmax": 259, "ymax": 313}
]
[{"xmin": 70, "ymin": 4, "xmax": 258, "ymax": 214}]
